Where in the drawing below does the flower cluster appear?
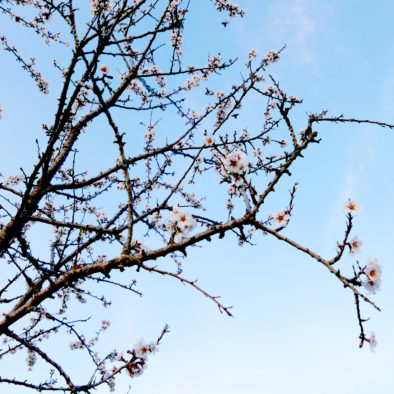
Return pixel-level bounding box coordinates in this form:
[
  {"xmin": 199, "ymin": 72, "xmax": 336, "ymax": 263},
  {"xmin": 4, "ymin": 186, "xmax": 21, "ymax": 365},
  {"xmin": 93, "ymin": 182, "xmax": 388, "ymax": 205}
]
[
  {"xmin": 170, "ymin": 30, "xmax": 183, "ymax": 50},
  {"xmin": 248, "ymin": 49, "xmax": 258, "ymax": 60},
  {"xmin": 363, "ymin": 259, "xmax": 382, "ymax": 294},
  {"xmin": 263, "ymin": 49, "xmax": 280, "ymax": 65},
  {"xmin": 169, "ymin": 0, "xmax": 181, "ymax": 8},
  {"xmin": 215, "ymin": 95, "xmax": 232, "ymax": 126},
  {"xmin": 184, "ymin": 74, "xmax": 202, "ymax": 91},
  {"xmin": 226, "ymin": 174, "xmax": 246, "ymax": 196},
  {"xmin": 25, "ymin": 349, "xmax": 37, "ymax": 370},
  {"xmin": 166, "ymin": 205, "xmax": 196, "ymax": 238},
  {"xmin": 212, "ymin": 0, "xmax": 246, "ymax": 18},
  {"xmin": 101, "ymin": 320, "xmax": 111, "ymax": 330},
  {"xmin": 89, "ymin": 0, "xmax": 113, "ymax": 16},
  {"xmin": 134, "ymin": 337, "xmax": 158, "ymax": 359},
  {"xmin": 120, "ymin": 338, "xmax": 159, "ymax": 378},
  {"xmin": 223, "ymin": 150, "xmax": 249, "ymax": 174},
  {"xmin": 69, "ymin": 341, "xmax": 84, "ymax": 350}
]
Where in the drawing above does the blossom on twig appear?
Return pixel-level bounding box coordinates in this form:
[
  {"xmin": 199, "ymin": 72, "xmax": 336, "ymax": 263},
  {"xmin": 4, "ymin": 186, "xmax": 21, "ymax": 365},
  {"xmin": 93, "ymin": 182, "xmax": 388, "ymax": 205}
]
[
  {"xmin": 269, "ymin": 210, "xmax": 290, "ymax": 227},
  {"xmin": 343, "ymin": 198, "xmax": 362, "ymax": 217},
  {"xmin": 224, "ymin": 150, "xmax": 249, "ymax": 174},
  {"xmin": 349, "ymin": 236, "xmax": 362, "ymax": 255},
  {"xmin": 363, "ymin": 258, "xmax": 382, "ymax": 294}
]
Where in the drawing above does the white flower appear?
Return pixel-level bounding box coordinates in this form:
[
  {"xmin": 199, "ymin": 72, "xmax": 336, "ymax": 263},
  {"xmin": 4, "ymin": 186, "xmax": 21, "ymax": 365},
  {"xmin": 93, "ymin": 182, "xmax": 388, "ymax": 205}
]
[
  {"xmin": 349, "ymin": 236, "xmax": 362, "ymax": 255},
  {"xmin": 177, "ymin": 212, "xmax": 196, "ymax": 232},
  {"xmin": 343, "ymin": 198, "xmax": 362, "ymax": 217},
  {"xmin": 369, "ymin": 331, "xmax": 377, "ymax": 352},
  {"xmin": 134, "ymin": 338, "xmax": 150, "ymax": 359},
  {"xmin": 248, "ymin": 49, "xmax": 257, "ymax": 59},
  {"xmin": 365, "ymin": 258, "xmax": 382, "ymax": 280},
  {"xmin": 149, "ymin": 342, "xmax": 159, "ymax": 354},
  {"xmin": 167, "ymin": 205, "xmax": 196, "ymax": 237},
  {"xmin": 362, "ymin": 259, "xmax": 382, "ymax": 294},
  {"xmin": 168, "ymin": 205, "xmax": 182, "ymax": 222},
  {"xmin": 204, "ymin": 135, "xmax": 214, "ymax": 145},
  {"xmin": 264, "ymin": 49, "xmax": 280, "ymax": 63},
  {"xmin": 363, "ymin": 278, "xmax": 381, "ymax": 294},
  {"xmin": 134, "ymin": 338, "xmax": 159, "ymax": 359},
  {"xmin": 270, "ymin": 210, "xmax": 290, "ymax": 227},
  {"xmin": 224, "ymin": 150, "xmax": 249, "ymax": 174}
]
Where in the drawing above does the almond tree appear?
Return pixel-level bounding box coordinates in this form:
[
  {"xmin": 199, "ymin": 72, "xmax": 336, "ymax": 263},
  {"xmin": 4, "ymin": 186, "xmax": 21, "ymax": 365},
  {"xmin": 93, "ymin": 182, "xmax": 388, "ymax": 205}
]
[{"xmin": 0, "ymin": 0, "xmax": 392, "ymax": 392}]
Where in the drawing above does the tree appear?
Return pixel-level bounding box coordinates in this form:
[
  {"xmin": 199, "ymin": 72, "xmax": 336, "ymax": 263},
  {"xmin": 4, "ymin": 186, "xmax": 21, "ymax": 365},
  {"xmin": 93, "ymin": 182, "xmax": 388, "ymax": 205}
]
[{"xmin": 0, "ymin": 0, "xmax": 392, "ymax": 392}]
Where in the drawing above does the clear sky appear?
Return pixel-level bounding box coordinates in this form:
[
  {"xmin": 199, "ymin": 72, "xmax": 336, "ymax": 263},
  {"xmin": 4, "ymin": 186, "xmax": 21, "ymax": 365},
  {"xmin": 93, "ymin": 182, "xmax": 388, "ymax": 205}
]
[{"xmin": 1, "ymin": 0, "xmax": 394, "ymax": 393}]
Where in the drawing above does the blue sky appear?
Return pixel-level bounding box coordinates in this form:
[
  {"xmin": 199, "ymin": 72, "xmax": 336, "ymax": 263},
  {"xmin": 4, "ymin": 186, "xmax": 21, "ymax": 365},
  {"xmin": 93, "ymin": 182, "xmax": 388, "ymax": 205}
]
[{"xmin": 1, "ymin": 0, "xmax": 394, "ymax": 393}]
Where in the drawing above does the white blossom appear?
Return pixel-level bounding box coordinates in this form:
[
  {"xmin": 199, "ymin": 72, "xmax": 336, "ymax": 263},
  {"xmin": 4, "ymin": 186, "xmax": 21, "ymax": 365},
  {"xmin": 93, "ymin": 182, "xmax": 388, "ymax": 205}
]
[
  {"xmin": 362, "ymin": 258, "xmax": 382, "ymax": 294},
  {"xmin": 167, "ymin": 205, "xmax": 196, "ymax": 238},
  {"xmin": 349, "ymin": 236, "xmax": 362, "ymax": 255},
  {"xmin": 224, "ymin": 150, "xmax": 249, "ymax": 174},
  {"xmin": 343, "ymin": 198, "xmax": 362, "ymax": 217},
  {"xmin": 204, "ymin": 135, "xmax": 214, "ymax": 145},
  {"xmin": 270, "ymin": 210, "xmax": 290, "ymax": 227}
]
